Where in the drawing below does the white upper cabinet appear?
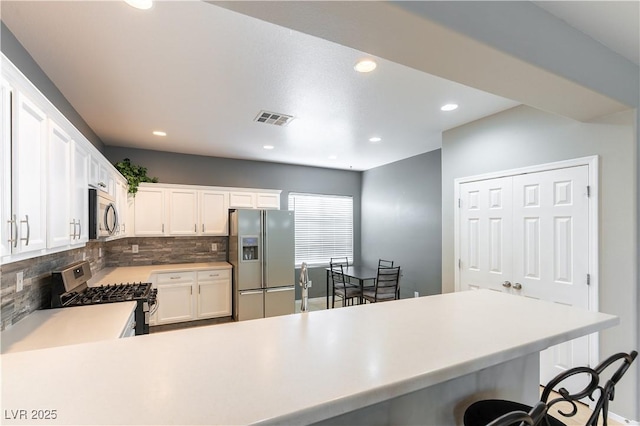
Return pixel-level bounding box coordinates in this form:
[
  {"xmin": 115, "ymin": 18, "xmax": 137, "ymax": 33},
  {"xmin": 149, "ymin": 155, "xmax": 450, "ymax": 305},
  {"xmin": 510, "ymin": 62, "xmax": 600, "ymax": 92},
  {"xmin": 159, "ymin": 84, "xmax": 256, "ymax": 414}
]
[
  {"xmin": 256, "ymin": 192, "xmax": 280, "ymax": 209},
  {"xmin": 12, "ymin": 91, "xmax": 48, "ymax": 253},
  {"xmin": 230, "ymin": 190, "xmax": 280, "ymax": 209},
  {"xmin": 167, "ymin": 189, "xmax": 198, "ymax": 235},
  {"xmin": 46, "ymin": 120, "xmax": 73, "ymax": 248},
  {"xmin": 1, "ymin": 78, "xmax": 12, "ymax": 258},
  {"xmin": 115, "ymin": 177, "xmax": 129, "ymax": 237},
  {"xmin": 200, "ymin": 190, "xmax": 228, "ymax": 236},
  {"xmin": 48, "ymin": 122, "xmax": 90, "ymax": 247},
  {"xmin": 89, "ymin": 155, "xmax": 116, "ymax": 197},
  {"xmin": 72, "ymin": 141, "xmax": 90, "ymax": 243},
  {"xmin": 134, "ymin": 186, "xmax": 166, "ymax": 236},
  {"xmin": 229, "ymin": 192, "xmax": 255, "ymax": 209}
]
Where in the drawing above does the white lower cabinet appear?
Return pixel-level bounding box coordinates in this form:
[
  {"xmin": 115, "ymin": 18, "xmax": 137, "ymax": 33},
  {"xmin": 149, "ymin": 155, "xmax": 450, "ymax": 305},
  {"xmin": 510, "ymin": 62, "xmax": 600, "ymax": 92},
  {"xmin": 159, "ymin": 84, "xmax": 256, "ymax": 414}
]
[
  {"xmin": 196, "ymin": 269, "xmax": 231, "ymax": 319},
  {"xmin": 151, "ymin": 268, "xmax": 231, "ymax": 326},
  {"xmin": 154, "ymin": 272, "xmax": 195, "ymax": 325}
]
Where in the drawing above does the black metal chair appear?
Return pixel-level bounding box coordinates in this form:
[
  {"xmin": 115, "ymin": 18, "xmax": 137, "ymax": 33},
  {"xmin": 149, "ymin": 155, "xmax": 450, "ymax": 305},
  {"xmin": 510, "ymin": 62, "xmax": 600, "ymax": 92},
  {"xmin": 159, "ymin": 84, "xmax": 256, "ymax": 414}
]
[
  {"xmin": 463, "ymin": 350, "xmax": 637, "ymax": 426},
  {"xmin": 330, "ymin": 263, "xmax": 361, "ymax": 308},
  {"xmin": 362, "ymin": 266, "xmax": 400, "ymax": 303},
  {"xmin": 378, "ymin": 259, "xmax": 394, "ymax": 268},
  {"xmin": 485, "ymin": 401, "xmax": 548, "ymax": 426}
]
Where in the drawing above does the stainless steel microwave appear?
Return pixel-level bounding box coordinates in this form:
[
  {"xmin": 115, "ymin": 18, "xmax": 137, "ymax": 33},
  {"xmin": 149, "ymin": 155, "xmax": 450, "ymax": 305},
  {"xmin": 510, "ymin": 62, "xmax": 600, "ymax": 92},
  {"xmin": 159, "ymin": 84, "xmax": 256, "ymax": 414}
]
[{"xmin": 89, "ymin": 188, "xmax": 118, "ymax": 239}]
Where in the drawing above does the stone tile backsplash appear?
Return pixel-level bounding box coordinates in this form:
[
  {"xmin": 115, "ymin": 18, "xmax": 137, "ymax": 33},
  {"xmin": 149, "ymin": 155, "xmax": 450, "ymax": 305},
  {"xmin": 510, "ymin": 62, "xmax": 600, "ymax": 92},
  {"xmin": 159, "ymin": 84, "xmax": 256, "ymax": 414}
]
[
  {"xmin": 1, "ymin": 241, "xmax": 106, "ymax": 331},
  {"xmin": 0, "ymin": 236, "xmax": 228, "ymax": 331},
  {"xmin": 104, "ymin": 236, "xmax": 227, "ymax": 267}
]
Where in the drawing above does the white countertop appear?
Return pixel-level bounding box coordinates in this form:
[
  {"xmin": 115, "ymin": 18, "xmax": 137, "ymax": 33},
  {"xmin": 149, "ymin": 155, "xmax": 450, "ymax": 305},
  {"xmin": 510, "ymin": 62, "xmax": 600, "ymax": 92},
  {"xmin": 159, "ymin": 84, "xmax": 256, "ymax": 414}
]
[
  {"xmin": 88, "ymin": 262, "xmax": 231, "ymax": 285},
  {"xmin": 0, "ymin": 290, "xmax": 617, "ymax": 425},
  {"xmin": 0, "ymin": 302, "xmax": 137, "ymax": 354}
]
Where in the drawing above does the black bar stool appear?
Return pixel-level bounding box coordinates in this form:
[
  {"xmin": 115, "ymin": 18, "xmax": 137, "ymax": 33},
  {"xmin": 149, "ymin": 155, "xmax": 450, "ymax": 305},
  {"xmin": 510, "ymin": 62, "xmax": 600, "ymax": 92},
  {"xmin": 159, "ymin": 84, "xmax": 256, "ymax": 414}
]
[{"xmin": 464, "ymin": 350, "xmax": 637, "ymax": 426}]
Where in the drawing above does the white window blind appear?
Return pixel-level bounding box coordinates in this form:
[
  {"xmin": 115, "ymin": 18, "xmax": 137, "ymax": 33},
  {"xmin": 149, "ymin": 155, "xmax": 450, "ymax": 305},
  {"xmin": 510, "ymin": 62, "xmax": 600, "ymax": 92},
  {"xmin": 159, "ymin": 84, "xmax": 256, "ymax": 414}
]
[{"xmin": 288, "ymin": 193, "xmax": 353, "ymax": 267}]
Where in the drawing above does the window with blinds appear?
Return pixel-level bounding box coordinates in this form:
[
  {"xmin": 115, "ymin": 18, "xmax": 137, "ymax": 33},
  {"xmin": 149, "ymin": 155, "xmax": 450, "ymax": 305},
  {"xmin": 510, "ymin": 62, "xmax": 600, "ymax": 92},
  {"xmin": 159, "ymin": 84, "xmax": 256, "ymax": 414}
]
[{"xmin": 288, "ymin": 193, "xmax": 353, "ymax": 267}]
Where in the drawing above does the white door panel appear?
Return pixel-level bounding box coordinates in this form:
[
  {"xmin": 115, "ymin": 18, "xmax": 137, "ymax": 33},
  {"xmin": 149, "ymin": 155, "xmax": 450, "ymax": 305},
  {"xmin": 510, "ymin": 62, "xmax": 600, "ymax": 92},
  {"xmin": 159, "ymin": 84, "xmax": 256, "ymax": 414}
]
[
  {"xmin": 459, "ymin": 177, "xmax": 512, "ymax": 293},
  {"xmin": 512, "ymin": 166, "xmax": 589, "ymax": 307},
  {"xmin": 511, "ymin": 166, "xmax": 590, "ymax": 386}
]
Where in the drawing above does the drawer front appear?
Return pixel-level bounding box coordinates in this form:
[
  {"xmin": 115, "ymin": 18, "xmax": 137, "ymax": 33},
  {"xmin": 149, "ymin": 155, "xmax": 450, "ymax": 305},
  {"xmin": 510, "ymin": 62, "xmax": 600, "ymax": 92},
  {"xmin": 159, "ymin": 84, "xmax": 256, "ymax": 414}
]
[
  {"xmin": 157, "ymin": 272, "xmax": 195, "ymax": 284},
  {"xmin": 197, "ymin": 269, "xmax": 230, "ymax": 281}
]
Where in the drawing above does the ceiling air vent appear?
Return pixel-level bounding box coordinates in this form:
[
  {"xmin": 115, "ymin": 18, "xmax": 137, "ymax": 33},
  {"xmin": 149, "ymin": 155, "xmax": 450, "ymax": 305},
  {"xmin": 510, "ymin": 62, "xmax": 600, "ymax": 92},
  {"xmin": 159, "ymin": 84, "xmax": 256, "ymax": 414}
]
[{"xmin": 254, "ymin": 110, "xmax": 295, "ymax": 127}]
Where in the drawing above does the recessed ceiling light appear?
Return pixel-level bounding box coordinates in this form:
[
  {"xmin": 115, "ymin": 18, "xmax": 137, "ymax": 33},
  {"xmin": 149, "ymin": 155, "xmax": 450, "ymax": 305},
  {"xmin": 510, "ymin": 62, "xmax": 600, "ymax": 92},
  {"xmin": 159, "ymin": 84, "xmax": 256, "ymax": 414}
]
[
  {"xmin": 263, "ymin": 145, "xmax": 275, "ymax": 150},
  {"xmin": 152, "ymin": 131, "xmax": 166, "ymax": 136},
  {"xmin": 354, "ymin": 59, "xmax": 377, "ymax": 73},
  {"xmin": 328, "ymin": 155, "xmax": 338, "ymax": 160},
  {"xmin": 369, "ymin": 137, "xmax": 382, "ymax": 143},
  {"xmin": 441, "ymin": 104, "xmax": 459, "ymax": 111},
  {"xmin": 124, "ymin": 0, "xmax": 153, "ymax": 10}
]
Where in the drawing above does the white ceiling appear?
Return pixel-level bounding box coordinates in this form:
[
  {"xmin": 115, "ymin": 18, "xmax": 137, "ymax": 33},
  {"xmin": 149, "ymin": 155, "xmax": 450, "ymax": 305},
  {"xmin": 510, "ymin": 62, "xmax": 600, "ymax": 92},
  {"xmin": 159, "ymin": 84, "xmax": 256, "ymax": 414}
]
[{"xmin": 1, "ymin": 1, "xmax": 637, "ymax": 171}]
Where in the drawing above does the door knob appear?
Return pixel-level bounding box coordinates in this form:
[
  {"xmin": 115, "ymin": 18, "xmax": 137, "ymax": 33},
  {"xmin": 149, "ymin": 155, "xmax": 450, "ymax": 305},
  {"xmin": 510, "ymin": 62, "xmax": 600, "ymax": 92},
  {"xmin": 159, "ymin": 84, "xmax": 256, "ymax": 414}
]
[
  {"xmin": 502, "ymin": 281, "xmax": 511, "ymax": 288},
  {"xmin": 513, "ymin": 283, "xmax": 522, "ymax": 290}
]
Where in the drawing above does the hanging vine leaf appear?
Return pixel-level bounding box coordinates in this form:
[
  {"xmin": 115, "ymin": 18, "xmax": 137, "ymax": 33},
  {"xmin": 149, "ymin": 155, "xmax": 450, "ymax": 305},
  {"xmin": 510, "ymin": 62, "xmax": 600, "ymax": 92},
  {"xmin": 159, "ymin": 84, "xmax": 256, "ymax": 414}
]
[{"xmin": 113, "ymin": 158, "xmax": 159, "ymax": 196}]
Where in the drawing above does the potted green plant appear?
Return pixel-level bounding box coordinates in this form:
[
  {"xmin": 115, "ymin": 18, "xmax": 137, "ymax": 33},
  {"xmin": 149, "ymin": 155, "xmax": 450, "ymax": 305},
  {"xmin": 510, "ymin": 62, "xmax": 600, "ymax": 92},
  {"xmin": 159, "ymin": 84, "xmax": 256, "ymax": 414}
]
[{"xmin": 114, "ymin": 158, "xmax": 159, "ymax": 195}]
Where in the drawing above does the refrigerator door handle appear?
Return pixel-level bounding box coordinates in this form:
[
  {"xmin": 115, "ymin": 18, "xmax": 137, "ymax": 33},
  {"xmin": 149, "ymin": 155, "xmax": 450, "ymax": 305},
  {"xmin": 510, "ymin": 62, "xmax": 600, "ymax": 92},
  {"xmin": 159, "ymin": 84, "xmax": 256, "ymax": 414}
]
[
  {"xmin": 266, "ymin": 287, "xmax": 293, "ymax": 293},
  {"xmin": 261, "ymin": 210, "xmax": 266, "ymax": 289},
  {"xmin": 240, "ymin": 290, "xmax": 264, "ymax": 295}
]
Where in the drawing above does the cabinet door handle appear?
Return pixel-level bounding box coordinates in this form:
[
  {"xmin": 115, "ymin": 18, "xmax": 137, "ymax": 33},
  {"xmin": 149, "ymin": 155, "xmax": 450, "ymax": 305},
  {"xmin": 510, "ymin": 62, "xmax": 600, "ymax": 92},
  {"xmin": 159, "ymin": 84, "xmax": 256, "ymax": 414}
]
[
  {"xmin": 76, "ymin": 220, "xmax": 81, "ymax": 239},
  {"xmin": 194, "ymin": 224, "xmax": 197, "ymax": 232},
  {"xmin": 7, "ymin": 215, "xmax": 17, "ymax": 247},
  {"xmin": 169, "ymin": 276, "xmax": 181, "ymax": 280},
  {"xmin": 513, "ymin": 283, "xmax": 523, "ymax": 290},
  {"xmin": 70, "ymin": 219, "xmax": 77, "ymax": 239},
  {"xmin": 162, "ymin": 224, "xmax": 164, "ymax": 233},
  {"xmin": 20, "ymin": 215, "xmax": 30, "ymax": 246},
  {"xmin": 202, "ymin": 224, "xmax": 204, "ymax": 233}
]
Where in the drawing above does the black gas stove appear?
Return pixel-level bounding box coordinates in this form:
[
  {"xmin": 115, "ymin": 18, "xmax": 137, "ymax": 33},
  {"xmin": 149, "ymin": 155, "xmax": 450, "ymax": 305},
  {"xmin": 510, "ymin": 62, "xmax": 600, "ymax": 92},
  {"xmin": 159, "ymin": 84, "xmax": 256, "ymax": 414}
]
[
  {"xmin": 51, "ymin": 261, "xmax": 157, "ymax": 335},
  {"xmin": 60, "ymin": 282, "xmax": 155, "ymax": 306}
]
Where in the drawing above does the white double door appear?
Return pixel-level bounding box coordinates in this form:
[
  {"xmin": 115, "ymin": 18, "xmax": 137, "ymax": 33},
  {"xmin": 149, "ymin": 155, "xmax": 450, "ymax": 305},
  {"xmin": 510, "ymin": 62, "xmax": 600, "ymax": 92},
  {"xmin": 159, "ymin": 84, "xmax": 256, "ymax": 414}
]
[{"xmin": 459, "ymin": 165, "xmax": 591, "ymax": 385}]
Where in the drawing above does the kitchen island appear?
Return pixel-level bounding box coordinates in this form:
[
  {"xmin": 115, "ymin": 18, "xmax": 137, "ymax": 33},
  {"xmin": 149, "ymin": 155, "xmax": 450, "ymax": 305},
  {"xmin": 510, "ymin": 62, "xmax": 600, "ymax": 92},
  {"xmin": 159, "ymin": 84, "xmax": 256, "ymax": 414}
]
[{"xmin": 1, "ymin": 290, "xmax": 617, "ymax": 425}]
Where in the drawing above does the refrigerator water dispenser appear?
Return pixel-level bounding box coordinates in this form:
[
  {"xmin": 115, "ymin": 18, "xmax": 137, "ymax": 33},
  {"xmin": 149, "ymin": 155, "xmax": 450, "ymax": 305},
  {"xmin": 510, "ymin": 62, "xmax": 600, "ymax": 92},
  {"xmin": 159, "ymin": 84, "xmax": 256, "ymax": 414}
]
[{"xmin": 241, "ymin": 236, "xmax": 259, "ymax": 261}]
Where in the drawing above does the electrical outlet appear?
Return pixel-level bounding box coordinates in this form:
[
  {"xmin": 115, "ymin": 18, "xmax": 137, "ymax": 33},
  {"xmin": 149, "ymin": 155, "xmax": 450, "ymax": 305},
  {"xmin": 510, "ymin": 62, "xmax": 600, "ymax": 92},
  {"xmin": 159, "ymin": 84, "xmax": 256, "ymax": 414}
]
[
  {"xmin": 211, "ymin": 243, "xmax": 217, "ymax": 252},
  {"xmin": 99, "ymin": 248, "xmax": 102, "ymax": 258},
  {"xmin": 308, "ymin": 280, "xmax": 312, "ymax": 288},
  {"xmin": 82, "ymin": 252, "xmax": 87, "ymax": 261},
  {"xmin": 132, "ymin": 244, "xmax": 139, "ymax": 254},
  {"xmin": 16, "ymin": 271, "xmax": 24, "ymax": 292},
  {"xmin": 414, "ymin": 291, "xmax": 419, "ymax": 298}
]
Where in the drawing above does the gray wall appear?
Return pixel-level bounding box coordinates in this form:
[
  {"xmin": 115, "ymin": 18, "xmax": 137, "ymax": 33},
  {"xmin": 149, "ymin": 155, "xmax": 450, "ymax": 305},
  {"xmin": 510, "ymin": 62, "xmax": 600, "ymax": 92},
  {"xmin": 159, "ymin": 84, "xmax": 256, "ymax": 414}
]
[
  {"xmin": 0, "ymin": 22, "xmax": 104, "ymax": 151},
  {"xmin": 104, "ymin": 146, "xmax": 362, "ymax": 300},
  {"xmin": 441, "ymin": 105, "xmax": 637, "ymax": 420},
  {"xmin": 361, "ymin": 150, "xmax": 441, "ymax": 299}
]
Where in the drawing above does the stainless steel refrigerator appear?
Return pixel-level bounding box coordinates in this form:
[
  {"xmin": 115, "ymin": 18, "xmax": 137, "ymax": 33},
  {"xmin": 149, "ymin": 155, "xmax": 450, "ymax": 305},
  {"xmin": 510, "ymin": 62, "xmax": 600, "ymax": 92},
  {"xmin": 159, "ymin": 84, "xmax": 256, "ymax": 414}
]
[{"xmin": 229, "ymin": 209, "xmax": 295, "ymax": 321}]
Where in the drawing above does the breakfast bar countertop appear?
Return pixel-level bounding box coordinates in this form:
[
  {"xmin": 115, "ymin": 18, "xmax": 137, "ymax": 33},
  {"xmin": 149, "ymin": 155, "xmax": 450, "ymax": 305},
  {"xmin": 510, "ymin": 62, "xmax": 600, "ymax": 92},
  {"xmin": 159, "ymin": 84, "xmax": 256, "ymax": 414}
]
[
  {"xmin": 88, "ymin": 262, "xmax": 232, "ymax": 285},
  {"xmin": 1, "ymin": 290, "xmax": 618, "ymax": 425}
]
